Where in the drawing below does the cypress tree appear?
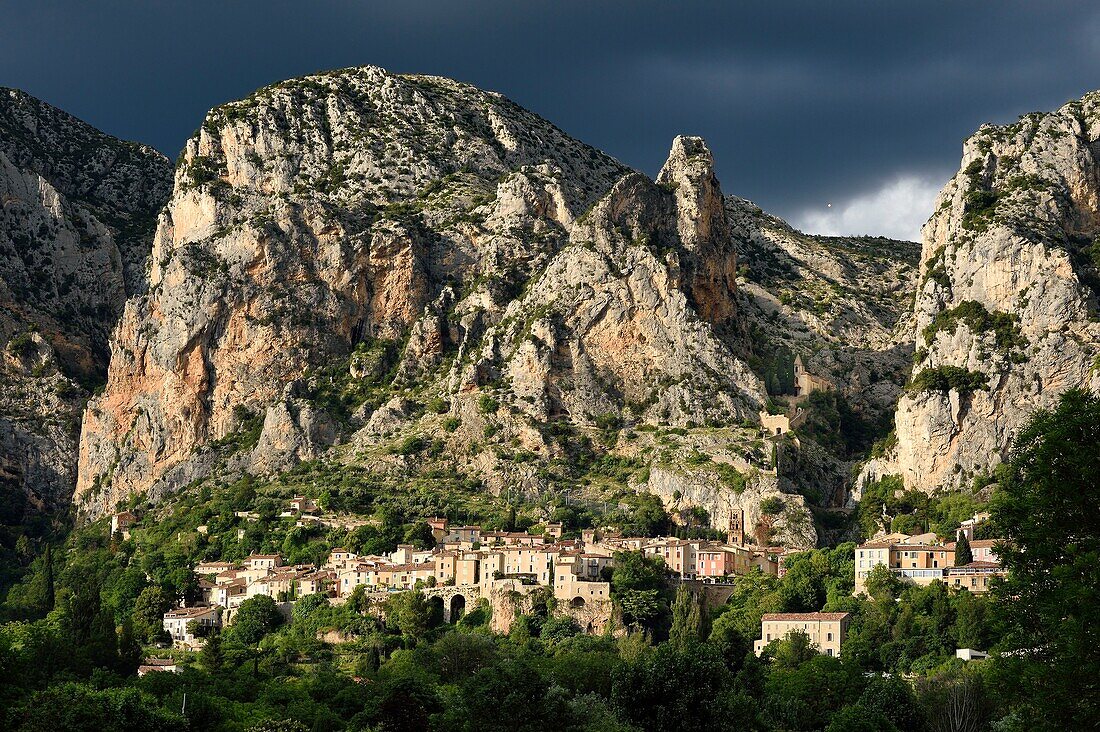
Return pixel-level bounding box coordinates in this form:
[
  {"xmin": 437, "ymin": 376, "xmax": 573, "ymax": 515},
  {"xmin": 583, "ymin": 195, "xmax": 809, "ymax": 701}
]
[{"xmin": 955, "ymin": 532, "xmax": 973, "ymax": 566}]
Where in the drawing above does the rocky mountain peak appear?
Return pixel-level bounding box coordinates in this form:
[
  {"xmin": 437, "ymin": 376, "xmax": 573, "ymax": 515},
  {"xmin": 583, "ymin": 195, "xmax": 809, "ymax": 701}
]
[
  {"xmin": 862, "ymin": 91, "xmax": 1100, "ymax": 493},
  {"xmin": 0, "ymin": 90, "xmax": 171, "ymax": 519},
  {"xmin": 657, "ymin": 135, "xmax": 723, "ymax": 247}
]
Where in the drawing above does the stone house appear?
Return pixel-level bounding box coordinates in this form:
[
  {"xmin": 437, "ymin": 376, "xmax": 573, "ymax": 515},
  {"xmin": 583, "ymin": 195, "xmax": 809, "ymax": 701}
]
[
  {"xmin": 754, "ymin": 612, "xmax": 850, "ymax": 657},
  {"xmin": 793, "ymin": 355, "xmax": 832, "ymax": 398},
  {"xmin": 163, "ymin": 606, "xmax": 221, "ymax": 647},
  {"xmin": 288, "ymin": 496, "xmax": 318, "ymax": 514},
  {"xmin": 137, "ymin": 658, "xmax": 180, "ymax": 676},
  {"xmin": 554, "ymin": 553, "xmax": 613, "ymax": 605},
  {"xmin": 643, "ymin": 538, "xmax": 702, "ymax": 578},
  {"xmin": 245, "ymin": 554, "xmax": 283, "ymax": 571},
  {"xmin": 110, "ymin": 511, "xmax": 137, "ymax": 539},
  {"xmin": 855, "ymin": 536, "xmax": 955, "ymax": 594},
  {"xmin": 945, "ymin": 561, "xmax": 1005, "ymax": 593},
  {"xmin": 696, "ymin": 543, "xmax": 751, "ymax": 578}
]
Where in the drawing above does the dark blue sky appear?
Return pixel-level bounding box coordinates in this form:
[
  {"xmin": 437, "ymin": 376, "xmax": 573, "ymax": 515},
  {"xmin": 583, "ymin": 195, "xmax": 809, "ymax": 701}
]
[{"xmin": 4, "ymin": 1, "xmax": 1099, "ymax": 239}]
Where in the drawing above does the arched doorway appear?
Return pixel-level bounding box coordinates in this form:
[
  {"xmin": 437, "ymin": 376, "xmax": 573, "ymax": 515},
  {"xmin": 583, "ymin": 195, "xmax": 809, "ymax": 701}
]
[
  {"xmin": 449, "ymin": 594, "xmax": 467, "ymax": 622},
  {"xmin": 570, "ymin": 596, "xmax": 586, "ymax": 609}
]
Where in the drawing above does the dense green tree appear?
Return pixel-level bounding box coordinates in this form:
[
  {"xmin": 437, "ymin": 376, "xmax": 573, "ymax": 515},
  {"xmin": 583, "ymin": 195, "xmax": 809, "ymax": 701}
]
[
  {"xmin": 707, "ymin": 610, "xmax": 751, "ymax": 672},
  {"xmin": 200, "ymin": 629, "xmax": 224, "ymax": 671},
  {"xmin": 856, "ymin": 676, "xmax": 924, "ymax": 732},
  {"xmin": 368, "ymin": 674, "xmax": 442, "ymax": 732},
  {"xmin": 954, "ymin": 533, "xmax": 973, "ymax": 565},
  {"xmin": 384, "ymin": 591, "xmax": 433, "ymax": 644},
  {"xmin": 611, "ymin": 641, "xmax": 733, "ymax": 732},
  {"xmin": 630, "ymin": 494, "xmax": 671, "ymax": 537},
  {"xmin": 12, "ymin": 682, "xmax": 184, "ymax": 732},
  {"xmin": 668, "ymin": 586, "xmax": 704, "ymax": 646},
  {"xmin": 989, "ymin": 388, "xmax": 1100, "ymax": 729},
  {"xmin": 824, "ymin": 706, "xmax": 897, "ymax": 732},
  {"xmin": 764, "ymin": 651, "xmax": 863, "ymax": 731},
  {"xmin": 131, "ymin": 585, "xmax": 173, "ymax": 644},
  {"xmin": 116, "ymin": 617, "xmax": 141, "ymax": 674},
  {"xmin": 458, "ymin": 657, "xmax": 567, "ymax": 732},
  {"xmin": 232, "ymin": 595, "xmax": 283, "ymax": 646},
  {"xmin": 611, "ymin": 551, "xmax": 669, "ymax": 631},
  {"xmin": 540, "ymin": 615, "xmax": 581, "ymax": 644},
  {"xmin": 430, "ymin": 630, "xmax": 498, "ymax": 682}
]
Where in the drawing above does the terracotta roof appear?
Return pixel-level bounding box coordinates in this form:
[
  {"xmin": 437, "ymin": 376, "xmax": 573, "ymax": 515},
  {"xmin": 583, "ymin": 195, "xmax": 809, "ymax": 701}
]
[
  {"xmin": 969, "ymin": 539, "xmax": 1000, "ymax": 548},
  {"xmin": 863, "ymin": 542, "xmax": 950, "ymax": 551},
  {"xmin": 164, "ymin": 606, "xmax": 218, "ymax": 619},
  {"xmin": 761, "ymin": 612, "xmax": 850, "ymax": 622},
  {"xmin": 895, "ymin": 544, "xmax": 952, "ymax": 551},
  {"xmin": 948, "ymin": 561, "xmax": 1003, "ymax": 571},
  {"xmin": 142, "ymin": 657, "xmax": 178, "ymax": 667},
  {"xmin": 382, "ymin": 563, "xmax": 425, "ymax": 572}
]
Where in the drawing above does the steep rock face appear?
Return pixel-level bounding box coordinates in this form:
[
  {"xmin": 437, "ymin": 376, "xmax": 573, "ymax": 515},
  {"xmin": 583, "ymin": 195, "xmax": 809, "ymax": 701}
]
[
  {"xmin": 471, "ymin": 137, "xmax": 764, "ymax": 429},
  {"xmin": 77, "ymin": 67, "xmax": 632, "ymax": 512},
  {"xmin": 75, "ymin": 66, "xmax": 790, "ymax": 539},
  {"xmin": 864, "ymin": 93, "xmax": 1100, "ymax": 493},
  {"xmin": 0, "ymin": 89, "xmax": 172, "ymax": 380},
  {"xmin": 730, "ymin": 196, "xmax": 920, "ymax": 418},
  {"xmin": 0, "ymin": 89, "xmax": 171, "ymax": 515}
]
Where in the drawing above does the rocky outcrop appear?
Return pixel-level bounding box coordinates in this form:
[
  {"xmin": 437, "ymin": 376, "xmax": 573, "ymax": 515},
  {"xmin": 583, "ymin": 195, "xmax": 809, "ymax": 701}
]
[
  {"xmin": 0, "ymin": 89, "xmax": 171, "ymax": 516},
  {"xmin": 74, "ymin": 66, "xmax": 782, "ymax": 529},
  {"xmin": 729, "ymin": 196, "xmax": 920, "ymax": 419},
  {"xmin": 863, "ymin": 93, "xmax": 1100, "ymax": 493},
  {"xmin": 69, "ymin": 67, "xmax": 933, "ymax": 546},
  {"xmin": 76, "ymin": 67, "xmax": 632, "ymax": 513},
  {"xmin": 472, "ymin": 136, "xmax": 765, "ymax": 428},
  {"xmin": 646, "ymin": 463, "xmax": 815, "ymax": 549}
]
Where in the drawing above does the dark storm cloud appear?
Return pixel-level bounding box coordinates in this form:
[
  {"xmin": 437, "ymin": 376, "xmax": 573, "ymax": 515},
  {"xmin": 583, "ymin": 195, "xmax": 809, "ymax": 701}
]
[{"xmin": 3, "ymin": 1, "xmax": 1099, "ymax": 236}]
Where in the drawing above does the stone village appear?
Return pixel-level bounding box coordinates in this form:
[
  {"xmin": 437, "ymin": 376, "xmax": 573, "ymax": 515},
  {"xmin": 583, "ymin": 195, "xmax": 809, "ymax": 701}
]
[{"xmin": 149, "ymin": 500, "xmax": 1005, "ymax": 659}]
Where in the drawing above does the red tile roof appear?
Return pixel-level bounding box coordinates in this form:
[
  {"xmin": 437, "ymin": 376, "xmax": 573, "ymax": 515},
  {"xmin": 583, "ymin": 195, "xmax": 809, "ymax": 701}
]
[
  {"xmin": 948, "ymin": 561, "xmax": 1002, "ymax": 571},
  {"xmin": 761, "ymin": 612, "xmax": 850, "ymax": 622}
]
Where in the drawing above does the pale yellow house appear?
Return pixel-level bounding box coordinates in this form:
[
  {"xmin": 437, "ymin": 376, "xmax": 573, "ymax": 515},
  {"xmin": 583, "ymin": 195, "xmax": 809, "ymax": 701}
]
[
  {"xmin": 945, "ymin": 561, "xmax": 1005, "ymax": 593},
  {"xmin": 554, "ymin": 552, "xmax": 612, "ymax": 605},
  {"xmin": 643, "ymin": 538, "xmax": 701, "ymax": 578},
  {"xmin": 754, "ymin": 611, "xmax": 849, "ymax": 657},
  {"xmin": 855, "ymin": 537, "xmax": 955, "ymax": 594}
]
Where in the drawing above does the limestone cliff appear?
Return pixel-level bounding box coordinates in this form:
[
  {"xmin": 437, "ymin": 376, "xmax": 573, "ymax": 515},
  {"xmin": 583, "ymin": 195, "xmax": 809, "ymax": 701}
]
[
  {"xmin": 75, "ymin": 67, "xmax": 826, "ymax": 542},
  {"xmin": 863, "ymin": 93, "xmax": 1100, "ymax": 493},
  {"xmin": 0, "ymin": 89, "xmax": 171, "ymax": 516},
  {"xmin": 730, "ymin": 196, "xmax": 919, "ymax": 420}
]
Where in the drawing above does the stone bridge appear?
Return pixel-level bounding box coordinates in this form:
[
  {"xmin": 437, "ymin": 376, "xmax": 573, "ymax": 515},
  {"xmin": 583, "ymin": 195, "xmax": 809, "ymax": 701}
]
[
  {"xmin": 670, "ymin": 579, "xmax": 738, "ymax": 608},
  {"xmin": 423, "ymin": 584, "xmax": 483, "ymax": 623}
]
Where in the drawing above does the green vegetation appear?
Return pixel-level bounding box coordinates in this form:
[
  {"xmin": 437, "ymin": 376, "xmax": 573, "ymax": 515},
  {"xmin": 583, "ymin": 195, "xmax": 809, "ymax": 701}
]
[
  {"xmin": 922, "ymin": 300, "xmax": 1027, "ymax": 356},
  {"xmin": 759, "ymin": 497, "xmax": 784, "ymax": 516},
  {"xmin": 799, "ymin": 390, "xmax": 892, "ymax": 460},
  {"xmin": 302, "ymin": 339, "xmax": 400, "ymax": 423},
  {"xmin": 988, "ymin": 388, "xmax": 1100, "ymax": 729},
  {"xmin": 856, "ymin": 475, "xmax": 987, "ymax": 540},
  {"xmin": 0, "ymin": 356, "xmax": 1092, "ymax": 731},
  {"xmin": 908, "ymin": 366, "xmax": 988, "ymax": 394},
  {"xmin": 961, "ymin": 188, "xmax": 1001, "ymax": 232},
  {"xmin": 5, "ymin": 328, "xmax": 37, "ymax": 359}
]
